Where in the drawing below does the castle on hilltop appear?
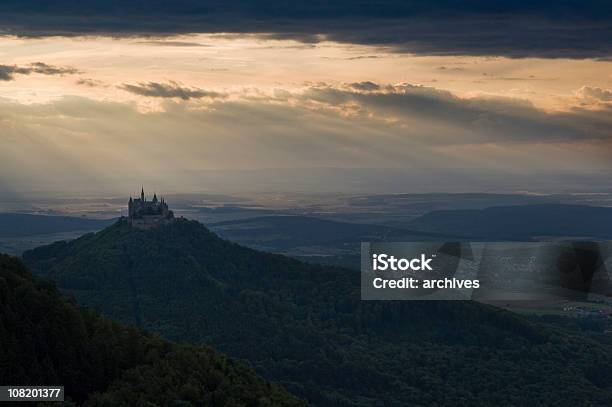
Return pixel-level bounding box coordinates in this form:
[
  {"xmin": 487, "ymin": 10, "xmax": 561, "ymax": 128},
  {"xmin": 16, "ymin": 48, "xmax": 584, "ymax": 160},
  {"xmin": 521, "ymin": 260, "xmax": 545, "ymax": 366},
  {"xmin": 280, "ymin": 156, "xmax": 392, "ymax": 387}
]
[{"xmin": 128, "ymin": 187, "xmax": 174, "ymax": 228}]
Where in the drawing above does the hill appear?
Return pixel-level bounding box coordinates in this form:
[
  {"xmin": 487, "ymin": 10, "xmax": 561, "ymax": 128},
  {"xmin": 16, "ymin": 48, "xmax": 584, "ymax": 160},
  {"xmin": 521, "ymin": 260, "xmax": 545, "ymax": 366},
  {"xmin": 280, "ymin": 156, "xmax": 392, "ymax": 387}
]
[
  {"xmin": 409, "ymin": 204, "xmax": 612, "ymax": 240},
  {"xmin": 0, "ymin": 213, "xmax": 114, "ymax": 237},
  {"xmin": 24, "ymin": 218, "xmax": 612, "ymax": 406},
  {"xmin": 0, "ymin": 253, "xmax": 304, "ymax": 406},
  {"xmin": 210, "ymin": 215, "xmax": 456, "ymax": 268},
  {"xmin": 211, "ymin": 215, "xmax": 453, "ymax": 250}
]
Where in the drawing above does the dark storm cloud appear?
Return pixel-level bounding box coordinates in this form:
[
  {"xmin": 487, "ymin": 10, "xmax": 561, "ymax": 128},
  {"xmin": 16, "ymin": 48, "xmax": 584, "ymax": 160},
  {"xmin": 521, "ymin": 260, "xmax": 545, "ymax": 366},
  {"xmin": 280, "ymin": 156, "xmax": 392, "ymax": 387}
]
[
  {"xmin": 0, "ymin": 62, "xmax": 79, "ymax": 81},
  {"xmin": 119, "ymin": 81, "xmax": 223, "ymax": 100},
  {"xmin": 0, "ymin": 1, "xmax": 611, "ymax": 58}
]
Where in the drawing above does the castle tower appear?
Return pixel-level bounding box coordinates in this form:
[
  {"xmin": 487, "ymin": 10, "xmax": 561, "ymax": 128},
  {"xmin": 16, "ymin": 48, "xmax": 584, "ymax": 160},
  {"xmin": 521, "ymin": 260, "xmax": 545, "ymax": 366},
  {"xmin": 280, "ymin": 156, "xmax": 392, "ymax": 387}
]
[{"xmin": 128, "ymin": 187, "xmax": 174, "ymax": 229}]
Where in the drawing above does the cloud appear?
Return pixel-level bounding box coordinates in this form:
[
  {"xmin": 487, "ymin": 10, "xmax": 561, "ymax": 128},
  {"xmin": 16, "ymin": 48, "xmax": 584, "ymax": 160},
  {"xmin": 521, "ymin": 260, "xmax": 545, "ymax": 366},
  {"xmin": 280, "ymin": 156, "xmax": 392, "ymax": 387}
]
[
  {"xmin": 0, "ymin": 1, "xmax": 611, "ymax": 58},
  {"xmin": 0, "ymin": 90, "xmax": 610, "ymax": 195},
  {"xmin": 576, "ymin": 86, "xmax": 612, "ymax": 102},
  {"xmin": 346, "ymin": 55, "xmax": 381, "ymax": 60},
  {"xmin": 118, "ymin": 81, "xmax": 223, "ymax": 100},
  {"xmin": 294, "ymin": 82, "xmax": 612, "ymax": 144},
  {"xmin": 136, "ymin": 40, "xmax": 210, "ymax": 47},
  {"xmin": 348, "ymin": 81, "xmax": 380, "ymax": 92},
  {"xmin": 76, "ymin": 77, "xmax": 108, "ymax": 87},
  {"xmin": 0, "ymin": 62, "xmax": 79, "ymax": 81},
  {"xmin": 437, "ymin": 66, "xmax": 465, "ymax": 72}
]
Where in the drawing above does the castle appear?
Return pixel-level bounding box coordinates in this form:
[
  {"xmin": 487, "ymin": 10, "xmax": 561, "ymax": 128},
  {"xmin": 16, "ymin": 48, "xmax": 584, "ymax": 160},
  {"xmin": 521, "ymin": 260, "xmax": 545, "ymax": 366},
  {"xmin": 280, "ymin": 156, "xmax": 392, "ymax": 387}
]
[{"xmin": 128, "ymin": 188, "xmax": 174, "ymax": 228}]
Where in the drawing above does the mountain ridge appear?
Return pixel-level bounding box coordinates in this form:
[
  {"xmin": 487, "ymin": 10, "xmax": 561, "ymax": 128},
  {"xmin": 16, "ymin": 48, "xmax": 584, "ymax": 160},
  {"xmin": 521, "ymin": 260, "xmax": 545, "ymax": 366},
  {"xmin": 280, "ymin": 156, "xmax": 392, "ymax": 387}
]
[
  {"xmin": 23, "ymin": 217, "xmax": 612, "ymax": 406},
  {"xmin": 409, "ymin": 204, "xmax": 612, "ymax": 240}
]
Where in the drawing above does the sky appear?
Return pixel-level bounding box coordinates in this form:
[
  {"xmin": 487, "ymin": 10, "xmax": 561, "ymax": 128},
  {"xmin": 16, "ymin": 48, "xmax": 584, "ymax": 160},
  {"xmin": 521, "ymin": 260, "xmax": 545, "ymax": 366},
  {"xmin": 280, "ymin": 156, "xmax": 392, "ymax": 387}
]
[{"xmin": 0, "ymin": 1, "xmax": 611, "ymax": 197}]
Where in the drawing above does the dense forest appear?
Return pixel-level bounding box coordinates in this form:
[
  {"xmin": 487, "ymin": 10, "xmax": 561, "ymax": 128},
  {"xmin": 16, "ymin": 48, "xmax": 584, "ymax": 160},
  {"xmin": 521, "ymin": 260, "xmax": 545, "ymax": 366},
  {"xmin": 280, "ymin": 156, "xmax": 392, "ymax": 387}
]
[
  {"xmin": 24, "ymin": 218, "xmax": 612, "ymax": 406},
  {"xmin": 0, "ymin": 254, "xmax": 305, "ymax": 406}
]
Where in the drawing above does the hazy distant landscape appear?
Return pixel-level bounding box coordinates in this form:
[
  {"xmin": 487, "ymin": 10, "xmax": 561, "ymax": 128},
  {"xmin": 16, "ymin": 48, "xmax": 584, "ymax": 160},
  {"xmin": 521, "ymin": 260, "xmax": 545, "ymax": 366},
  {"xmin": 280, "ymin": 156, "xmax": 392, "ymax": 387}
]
[{"xmin": 3, "ymin": 192, "xmax": 612, "ymax": 263}]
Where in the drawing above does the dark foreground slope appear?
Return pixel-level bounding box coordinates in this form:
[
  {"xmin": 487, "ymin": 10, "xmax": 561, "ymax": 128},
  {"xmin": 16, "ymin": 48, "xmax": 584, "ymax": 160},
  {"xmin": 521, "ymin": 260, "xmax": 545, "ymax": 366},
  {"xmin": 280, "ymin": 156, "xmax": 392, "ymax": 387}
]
[
  {"xmin": 24, "ymin": 218, "xmax": 612, "ymax": 406},
  {"xmin": 0, "ymin": 254, "xmax": 304, "ymax": 406}
]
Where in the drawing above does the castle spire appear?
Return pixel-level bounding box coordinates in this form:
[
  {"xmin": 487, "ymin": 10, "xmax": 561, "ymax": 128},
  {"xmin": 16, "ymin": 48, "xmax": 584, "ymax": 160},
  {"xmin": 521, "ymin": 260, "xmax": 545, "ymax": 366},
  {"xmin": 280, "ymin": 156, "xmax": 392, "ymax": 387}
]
[{"xmin": 141, "ymin": 187, "xmax": 145, "ymax": 201}]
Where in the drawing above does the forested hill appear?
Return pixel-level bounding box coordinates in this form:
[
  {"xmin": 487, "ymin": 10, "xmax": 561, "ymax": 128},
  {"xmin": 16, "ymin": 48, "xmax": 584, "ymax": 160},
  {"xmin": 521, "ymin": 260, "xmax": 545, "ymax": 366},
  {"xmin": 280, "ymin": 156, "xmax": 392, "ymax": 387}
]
[
  {"xmin": 0, "ymin": 254, "xmax": 305, "ymax": 406},
  {"xmin": 24, "ymin": 218, "xmax": 612, "ymax": 406}
]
